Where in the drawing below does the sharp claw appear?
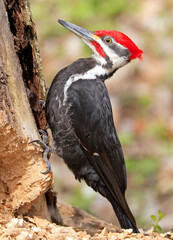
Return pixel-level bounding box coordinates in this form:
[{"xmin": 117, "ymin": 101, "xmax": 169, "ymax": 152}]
[
  {"xmin": 41, "ymin": 168, "xmax": 51, "ymax": 174},
  {"xmin": 41, "ymin": 165, "xmax": 51, "ymax": 174},
  {"xmin": 29, "ymin": 139, "xmax": 48, "ymax": 150},
  {"xmin": 38, "ymin": 129, "xmax": 46, "ymax": 135},
  {"xmin": 36, "ymin": 99, "xmax": 46, "ymax": 107},
  {"xmin": 34, "ymin": 100, "xmax": 46, "ymax": 113},
  {"xmin": 29, "ymin": 140, "xmax": 39, "ymax": 144},
  {"xmin": 29, "ymin": 130, "xmax": 56, "ymax": 174},
  {"xmin": 41, "ymin": 164, "xmax": 51, "ymax": 174}
]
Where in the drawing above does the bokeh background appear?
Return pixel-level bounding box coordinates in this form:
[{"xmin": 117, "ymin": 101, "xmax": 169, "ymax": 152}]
[{"xmin": 30, "ymin": 0, "xmax": 173, "ymax": 231}]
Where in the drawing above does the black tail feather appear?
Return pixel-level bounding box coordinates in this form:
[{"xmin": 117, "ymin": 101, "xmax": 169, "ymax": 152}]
[
  {"xmin": 111, "ymin": 199, "xmax": 139, "ymax": 233},
  {"xmin": 87, "ymin": 154, "xmax": 139, "ymax": 233}
]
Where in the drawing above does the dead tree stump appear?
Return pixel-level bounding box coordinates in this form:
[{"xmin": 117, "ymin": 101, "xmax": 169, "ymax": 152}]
[{"xmin": 0, "ymin": 0, "xmax": 52, "ymax": 219}]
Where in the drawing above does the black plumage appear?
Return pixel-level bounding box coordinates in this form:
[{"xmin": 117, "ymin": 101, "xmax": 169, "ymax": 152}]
[
  {"xmin": 45, "ymin": 58, "xmax": 138, "ymax": 232},
  {"xmin": 44, "ymin": 19, "xmax": 143, "ymax": 233}
]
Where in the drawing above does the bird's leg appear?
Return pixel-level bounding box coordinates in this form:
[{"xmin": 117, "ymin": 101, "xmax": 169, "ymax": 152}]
[{"xmin": 29, "ymin": 130, "xmax": 56, "ymax": 174}]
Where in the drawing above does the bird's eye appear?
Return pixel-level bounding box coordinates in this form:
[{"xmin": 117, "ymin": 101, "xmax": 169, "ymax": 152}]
[{"xmin": 105, "ymin": 38, "xmax": 112, "ymax": 44}]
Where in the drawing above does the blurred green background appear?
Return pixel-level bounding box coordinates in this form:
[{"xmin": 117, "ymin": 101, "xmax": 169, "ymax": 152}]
[{"xmin": 30, "ymin": 0, "xmax": 173, "ymax": 231}]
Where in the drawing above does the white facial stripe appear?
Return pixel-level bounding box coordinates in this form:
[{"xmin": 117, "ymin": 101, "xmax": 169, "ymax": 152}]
[
  {"xmin": 63, "ymin": 65, "xmax": 109, "ymax": 104},
  {"xmin": 97, "ymin": 38, "xmax": 128, "ymax": 67},
  {"xmin": 85, "ymin": 37, "xmax": 128, "ymax": 70},
  {"xmin": 77, "ymin": 37, "xmax": 127, "ymax": 72},
  {"xmin": 92, "ymin": 53, "xmax": 107, "ymax": 65},
  {"xmin": 82, "ymin": 39, "xmax": 107, "ymax": 65},
  {"xmin": 82, "ymin": 37, "xmax": 127, "ymax": 68}
]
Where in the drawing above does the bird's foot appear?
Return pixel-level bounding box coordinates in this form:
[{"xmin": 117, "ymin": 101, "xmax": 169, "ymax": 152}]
[
  {"xmin": 36, "ymin": 100, "xmax": 46, "ymax": 108},
  {"xmin": 29, "ymin": 130, "xmax": 56, "ymax": 174},
  {"xmin": 34, "ymin": 99, "xmax": 46, "ymax": 113}
]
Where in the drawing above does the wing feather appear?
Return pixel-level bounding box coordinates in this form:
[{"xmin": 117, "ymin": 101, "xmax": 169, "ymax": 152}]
[
  {"xmin": 89, "ymin": 153, "xmax": 136, "ymax": 226},
  {"xmin": 67, "ymin": 78, "xmax": 135, "ymax": 224}
]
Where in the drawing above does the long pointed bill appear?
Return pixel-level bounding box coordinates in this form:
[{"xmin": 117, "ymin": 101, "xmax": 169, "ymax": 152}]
[{"xmin": 58, "ymin": 19, "xmax": 99, "ymax": 42}]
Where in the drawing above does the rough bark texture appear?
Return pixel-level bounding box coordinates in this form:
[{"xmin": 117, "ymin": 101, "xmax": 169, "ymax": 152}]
[
  {"xmin": 0, "ymin": 0, "xmax": 52, "ymax": 219},
  {"xmin": 5, "ymin": 0, "xmax": 47, "ymax": 130}
]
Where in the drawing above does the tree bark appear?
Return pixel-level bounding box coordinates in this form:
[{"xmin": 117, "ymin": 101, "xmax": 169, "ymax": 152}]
[{"xmin": 0, "ymin": 0, "xmax": 52, "ymax": 219}]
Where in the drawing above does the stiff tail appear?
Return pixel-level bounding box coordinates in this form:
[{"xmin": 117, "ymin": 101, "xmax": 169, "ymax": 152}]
[
  {"xmin": 87, "ymin": 154, "xmax": 139, "ymax": 233},
  {"xmin": 111, "ymin": 199, "xmax": 139, "ymax": 233}
]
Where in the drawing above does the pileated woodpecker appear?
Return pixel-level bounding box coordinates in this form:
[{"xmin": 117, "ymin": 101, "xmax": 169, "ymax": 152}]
[{"xmin": 45, "ymin": 20, "xmax": 143, "ymax": 233}]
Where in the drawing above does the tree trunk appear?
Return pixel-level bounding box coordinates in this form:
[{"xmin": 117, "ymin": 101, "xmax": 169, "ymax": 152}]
[{"xmin": 0, "ymin": 0, "xmax": 52, "ymax": 219}]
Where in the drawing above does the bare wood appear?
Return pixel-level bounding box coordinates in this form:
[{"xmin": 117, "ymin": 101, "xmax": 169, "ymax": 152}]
[{"xmin": 0, "ymin": 0, "xmax": 52, "ymax": 219}]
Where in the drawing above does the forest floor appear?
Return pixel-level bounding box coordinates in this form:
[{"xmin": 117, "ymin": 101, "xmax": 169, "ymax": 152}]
[
  {"xmin": 0, "ymin": 214, "xmax": 172, "ymax": 240},
  {"xmin": 0, "ymin": 201, "xmax": 173, "ymax": 240}
]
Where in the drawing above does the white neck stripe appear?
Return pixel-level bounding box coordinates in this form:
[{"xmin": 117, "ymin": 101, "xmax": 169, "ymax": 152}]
[{"xmin": 63, "ymin": 65, "xmax": 109, "ymax": 104}]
